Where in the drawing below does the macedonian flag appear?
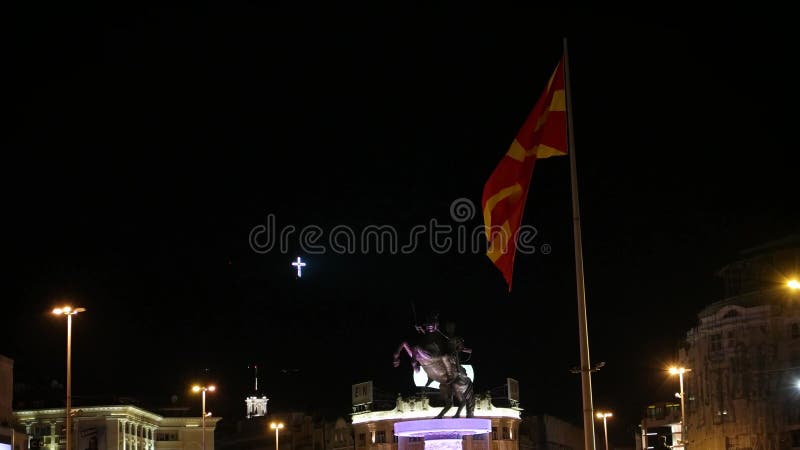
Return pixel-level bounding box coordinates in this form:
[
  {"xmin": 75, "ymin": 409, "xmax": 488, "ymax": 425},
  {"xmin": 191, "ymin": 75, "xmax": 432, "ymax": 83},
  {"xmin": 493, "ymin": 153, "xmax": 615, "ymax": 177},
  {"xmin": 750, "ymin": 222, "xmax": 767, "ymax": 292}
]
[{"xmin": 482, "ymin": 57, "xmax": 568, "ymax": 290}]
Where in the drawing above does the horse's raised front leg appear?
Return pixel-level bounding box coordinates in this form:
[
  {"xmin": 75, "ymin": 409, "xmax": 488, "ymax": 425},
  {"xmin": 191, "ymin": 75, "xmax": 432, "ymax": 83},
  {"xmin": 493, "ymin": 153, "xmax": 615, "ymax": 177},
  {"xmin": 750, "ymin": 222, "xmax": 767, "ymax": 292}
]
[{"xmin": 393, "ymin": 342, "xmax": 413, "ymax": 367}]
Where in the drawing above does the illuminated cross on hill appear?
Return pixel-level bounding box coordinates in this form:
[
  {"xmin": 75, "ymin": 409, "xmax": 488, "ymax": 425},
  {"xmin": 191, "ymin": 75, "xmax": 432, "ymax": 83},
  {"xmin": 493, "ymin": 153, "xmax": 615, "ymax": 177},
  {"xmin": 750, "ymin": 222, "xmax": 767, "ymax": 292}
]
[{"xmin": 292, "ymin": 257, "xmax": 307, "ymax": 277}]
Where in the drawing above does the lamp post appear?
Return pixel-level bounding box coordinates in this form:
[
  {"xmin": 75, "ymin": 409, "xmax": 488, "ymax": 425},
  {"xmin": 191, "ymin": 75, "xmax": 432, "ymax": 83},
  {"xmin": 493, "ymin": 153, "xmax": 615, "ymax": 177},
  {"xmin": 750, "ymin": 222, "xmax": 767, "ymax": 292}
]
[
  {"xmin": 669, "ymin": 367, "xmax": 691, "ymax": 448},
  {"xmin": 52, "ymin": 306, "xmax": 86, "ymax": 450},
  {"xmin": 595, "ymin": 412, "xmax": 612, "ymax": 450},
  {"xmin": 192, "ymin": 385, "xmax": 216, "ymax": 450},
  {"xmin": 270, "ymin": 422, "xmax": 284, "ymax": 450}
]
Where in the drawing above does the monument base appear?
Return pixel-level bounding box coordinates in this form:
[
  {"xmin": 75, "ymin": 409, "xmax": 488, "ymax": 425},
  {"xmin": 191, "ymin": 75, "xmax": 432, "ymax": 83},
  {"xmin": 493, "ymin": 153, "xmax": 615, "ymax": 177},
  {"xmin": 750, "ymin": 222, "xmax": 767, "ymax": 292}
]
[{"xmin": 394, "ymin": 419, "xmax": 491, "ymax": 450}]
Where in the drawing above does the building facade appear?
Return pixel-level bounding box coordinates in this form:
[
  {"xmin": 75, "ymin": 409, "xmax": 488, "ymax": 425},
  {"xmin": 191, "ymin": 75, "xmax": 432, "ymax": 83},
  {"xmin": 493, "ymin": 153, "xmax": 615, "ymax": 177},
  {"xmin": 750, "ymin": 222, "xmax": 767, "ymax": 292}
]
[
  {"xmin": 351, "ymin": 394, "xmax": 521, "ymax": 450},
  {"xmin": 516, "ymin": 415, "xmax": 583, "ymax": 450},
  {"xmin": 677, "ymin": 240, "xmax": 800, "ymax": 450},
  {"xmin": 13, "ymin": 406, "xmax": 219, "ymax": 450},
  {"xmin": 216, "ymin": 413, "xmax": 352, "ymax": 450},
  {"xmin": 636, "ymin": 401, "xmax": 680, "ymax": 450},
  {"xmin": 1, "ymin": 355, "xmax": 27, "ymax": 450}
]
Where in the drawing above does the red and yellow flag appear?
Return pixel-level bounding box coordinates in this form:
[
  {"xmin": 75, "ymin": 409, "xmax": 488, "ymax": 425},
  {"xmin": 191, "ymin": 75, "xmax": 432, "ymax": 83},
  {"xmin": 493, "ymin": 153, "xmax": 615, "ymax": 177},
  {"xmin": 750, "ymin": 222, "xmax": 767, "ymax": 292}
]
[{"xmin": 482, "ymin": 57, "xmax": 568, "ymax": 290}]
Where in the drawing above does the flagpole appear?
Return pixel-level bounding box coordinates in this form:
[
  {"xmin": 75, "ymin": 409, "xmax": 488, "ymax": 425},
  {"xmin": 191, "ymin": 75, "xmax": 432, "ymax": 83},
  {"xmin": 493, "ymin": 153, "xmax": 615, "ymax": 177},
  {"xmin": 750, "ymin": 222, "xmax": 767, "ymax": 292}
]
[{"xmin": 563, "ymin": 37, "xmax": 597, "ymax": 450}]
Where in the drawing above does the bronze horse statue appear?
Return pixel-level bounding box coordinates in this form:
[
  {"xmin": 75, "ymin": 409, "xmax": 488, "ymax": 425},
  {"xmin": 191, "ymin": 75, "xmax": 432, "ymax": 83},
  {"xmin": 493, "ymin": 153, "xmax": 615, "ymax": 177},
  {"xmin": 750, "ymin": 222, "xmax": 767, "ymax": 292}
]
[{"xmin": 393, "ymin": 316, "xmax": 475, "ymax": 418}]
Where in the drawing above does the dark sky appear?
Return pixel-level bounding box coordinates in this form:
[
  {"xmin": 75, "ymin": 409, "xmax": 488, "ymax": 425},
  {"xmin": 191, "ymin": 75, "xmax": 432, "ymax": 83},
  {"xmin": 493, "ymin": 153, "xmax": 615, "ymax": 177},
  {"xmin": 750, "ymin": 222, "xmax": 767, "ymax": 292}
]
[{"xmin": 6, "ymin": 3, "xmax": 799, "ymax": 446}]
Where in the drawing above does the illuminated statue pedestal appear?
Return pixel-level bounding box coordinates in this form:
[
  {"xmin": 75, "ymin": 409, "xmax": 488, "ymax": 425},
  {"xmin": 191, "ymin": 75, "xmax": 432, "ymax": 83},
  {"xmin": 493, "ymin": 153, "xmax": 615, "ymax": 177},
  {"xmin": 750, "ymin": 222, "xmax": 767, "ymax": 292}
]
[{"xmin": 394, "ymin": 419, "xmax": 491, "ymax": 450}]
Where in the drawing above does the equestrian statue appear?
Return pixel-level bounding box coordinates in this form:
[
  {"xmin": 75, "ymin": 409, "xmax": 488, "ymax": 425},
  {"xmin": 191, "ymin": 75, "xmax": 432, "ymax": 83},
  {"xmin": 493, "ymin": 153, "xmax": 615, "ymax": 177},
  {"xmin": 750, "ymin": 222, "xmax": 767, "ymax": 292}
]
[{"xmin": 393, "ymin": 313, "xmax": 475, "ymax": 418}]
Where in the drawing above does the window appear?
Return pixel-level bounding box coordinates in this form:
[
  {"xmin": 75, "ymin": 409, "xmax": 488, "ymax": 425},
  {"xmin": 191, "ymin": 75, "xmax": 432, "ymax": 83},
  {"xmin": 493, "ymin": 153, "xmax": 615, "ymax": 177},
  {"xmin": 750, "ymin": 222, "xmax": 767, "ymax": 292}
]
[
  {"xmin": 472, "ymin": 434, "xmax": 485, "ymax": 441},
  {"xmin": 787, "ymin": 404, "xmax": 800, "ymax": 424},
  {"xmin": 33, "ymin": 424, "xmax": 51, "ymax": 437},
  {"xmin": 491, "ymin": 427, "xmax": 497, "ymax": 440},
  {"xmin": 358, "ymin": 433, "xmax": 366, "ymax": 447},
  {"xmin": 714, "ymin": 408, "xmax": 730, "ymax": 425},
  {"xmin": 375, "ymin": 431, "xmax": 386, "ymax": 444},
  {"xmin": 727, "ymin": 434, "xmax": 753, "ymax": 450},
  {"xmin": 646, "ymin": 405, "xmax": 666, "ymax": 419},
  {"xmin": 156, "ymin": 432, "xmax": 178, "ymax": 442},
  {"xmin": 723, "ymin": 309, "xmax": 739, "ymax": 319},
  {"xmin": 792, "ymin": 323, "xmax": 800, "ymax": 339},
  {"xmin": 502, "ymin": 427, "xmax": 510, "ymax": 440},
  {"xmin": 792, "ymin": 429, "xmax": 800, "ymax": 447},
  {"xmin": 710, "ymin": 334, "xmax": 723, "ymax": 351}
]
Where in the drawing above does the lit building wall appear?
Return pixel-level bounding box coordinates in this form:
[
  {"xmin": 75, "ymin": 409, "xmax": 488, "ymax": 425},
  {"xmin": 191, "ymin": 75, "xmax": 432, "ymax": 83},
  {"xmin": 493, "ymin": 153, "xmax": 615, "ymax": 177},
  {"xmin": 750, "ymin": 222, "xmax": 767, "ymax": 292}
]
[
  {"xmin": 677, "ymin": 242, "xmax": 800, "ymax": 450},
  {"xmin": 245, "ymin": 399, "xmax": 268, "ymax": 420},
  {"xmin": 637, "ymin": 402, "xmax": 680, "ymax": 449},
  {"xmin": 351, "ymin": 395, "xmax": 520, "ymax": 450},
  {"xmin": 13, "ymin": 406, "xmax": 220, "ymax": 450},
  {"xmin": 158, "ymin": 417, "xmax": 219, "ymax": 450}
]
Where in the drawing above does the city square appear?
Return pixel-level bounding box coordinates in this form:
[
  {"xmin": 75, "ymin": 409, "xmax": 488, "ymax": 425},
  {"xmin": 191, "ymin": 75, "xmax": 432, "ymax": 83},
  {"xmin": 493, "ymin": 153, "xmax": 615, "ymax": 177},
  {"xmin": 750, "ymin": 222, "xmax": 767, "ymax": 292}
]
[{"xmin": 4, "ymin": 5, "xmax": 799, "ymax": 450}]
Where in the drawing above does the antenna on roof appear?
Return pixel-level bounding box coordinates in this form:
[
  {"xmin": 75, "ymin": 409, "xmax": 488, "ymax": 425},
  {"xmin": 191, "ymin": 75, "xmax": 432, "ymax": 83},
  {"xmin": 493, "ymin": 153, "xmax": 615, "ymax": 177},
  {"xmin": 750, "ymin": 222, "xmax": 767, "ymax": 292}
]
[{"xmin": 248, "ymin": 364, "xmax": 259, "ymax": 393}]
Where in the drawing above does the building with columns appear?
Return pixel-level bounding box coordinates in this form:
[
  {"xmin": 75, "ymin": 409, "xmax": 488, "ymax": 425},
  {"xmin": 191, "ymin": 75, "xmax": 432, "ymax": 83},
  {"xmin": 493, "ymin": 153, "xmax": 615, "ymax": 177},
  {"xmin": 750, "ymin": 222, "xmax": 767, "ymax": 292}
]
[
  {"xmin": 244, "ymin": 399, "xmax": 268, "ymax": 421},
  {"xmin": 678, "ymin": 238, "xmax": 799, "ymax": 450},
  {"xmin": 636, "ymin": 236, "xmax": 800, "ymax": 450},
  {"xmin": 13, "ymin": 405, "xmax": 220, "ymax": 450},
  {"xmin": 351, "ymin": 394, "xmax": 521, "ymax": 450}
]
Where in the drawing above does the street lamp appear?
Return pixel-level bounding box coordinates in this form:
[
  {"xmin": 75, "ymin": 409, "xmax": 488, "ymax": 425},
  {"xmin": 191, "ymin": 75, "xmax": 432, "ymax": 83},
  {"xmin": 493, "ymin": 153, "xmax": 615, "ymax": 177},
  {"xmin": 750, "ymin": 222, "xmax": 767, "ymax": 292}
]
[
  {"xmin": 595, "ymin": 412, "xmax": 612, "ymax": 450},
  {"xmin": 788, "ymin": 279, "xmax": 800, "ymax": 290},
  {"xmin": 192, "ymin": 385, "xmax": 216, "ymax": 450},
  {"xmin": 52, "ymin": 306, "xmax": 86, "ymax": 450},
  {"xmin": 669, "ymin": 366, "xmax": 691, "ymax": 448},
  {"xmin": 270, "ymin": 422, "xmax": 284, "ymax": 450}
]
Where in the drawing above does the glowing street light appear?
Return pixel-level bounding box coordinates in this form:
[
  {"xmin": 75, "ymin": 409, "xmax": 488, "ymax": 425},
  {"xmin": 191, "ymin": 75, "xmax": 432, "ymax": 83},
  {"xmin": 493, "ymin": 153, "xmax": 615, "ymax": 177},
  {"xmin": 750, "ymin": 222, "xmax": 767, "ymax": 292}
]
[
  {"xmin": 52, "ymin": 306, "xmax": 86, "ymax": 450},
  {"xmin": 788, "ymin": 279, "xmax": 800, "ymax": 290},
  {"xmin": 191, "ymin": 385, "xmax": 216, "ymax": 450},
  {"xmin": 270, "ymin": 422, "xmax": 284, "ymax": 450},
  {"xmin": 595, "ymin": 412, "xmax": 612, "ymax": 450},
  {"xmin": 669, "ymin": 367, "xmax": 691, "ymax": 447}
]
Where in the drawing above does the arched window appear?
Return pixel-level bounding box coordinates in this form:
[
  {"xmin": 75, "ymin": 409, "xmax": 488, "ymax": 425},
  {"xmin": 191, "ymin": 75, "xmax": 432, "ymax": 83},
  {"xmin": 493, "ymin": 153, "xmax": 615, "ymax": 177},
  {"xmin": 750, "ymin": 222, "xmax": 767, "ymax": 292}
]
[{"xmin": 723, "ymin": 309, "xmax": 740, "ymax": 319}]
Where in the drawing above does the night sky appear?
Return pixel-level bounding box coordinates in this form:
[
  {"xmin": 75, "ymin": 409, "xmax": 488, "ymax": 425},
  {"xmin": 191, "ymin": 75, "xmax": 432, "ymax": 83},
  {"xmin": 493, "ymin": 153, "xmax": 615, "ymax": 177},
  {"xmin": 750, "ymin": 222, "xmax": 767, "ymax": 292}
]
[{"xmin": 6, "ymin": 4, "xmax": 799, "ymax": 446}]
